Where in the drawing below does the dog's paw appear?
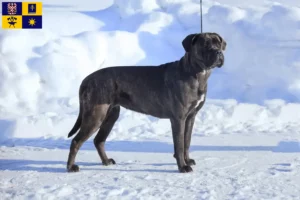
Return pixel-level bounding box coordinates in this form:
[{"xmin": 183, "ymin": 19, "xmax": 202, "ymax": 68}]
[
  {"xmin": 179, "ymin": 165, "xmax": 193, "ymax": 173},
  {"xmin": 67, "ymin": 164, "xmax": 79, "ymax": 172},
  {"xmin": 186, "ymin": 159, "xmax": 196, "ymax": 166},
  {"xmin": 102, "ymin": 158, "xmax": 116, "ymax": 166}
]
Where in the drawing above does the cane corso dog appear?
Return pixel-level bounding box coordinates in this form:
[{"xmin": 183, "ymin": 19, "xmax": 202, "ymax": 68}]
[{"xmin": 66, "ymin": 32, "xmax": 226, "ymax": 173}]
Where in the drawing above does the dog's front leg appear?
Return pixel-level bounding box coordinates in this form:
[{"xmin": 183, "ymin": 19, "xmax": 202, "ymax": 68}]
[
  {"xmin": 184, "ymin": 113, "xmax": 197, "ymax": 166},
  {"xmin": 171, "ymin": 118, "xmax": 193, "ymax": 173},
  {"xmin": 183, "ymin": 92, "xmax": 206, "ymax": 166}
]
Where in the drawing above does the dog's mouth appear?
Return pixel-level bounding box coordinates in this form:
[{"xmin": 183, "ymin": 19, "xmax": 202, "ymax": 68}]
[
  {"xmin": 194, "ymin": 49, "xmax": 224, "ymax": 71},
  {"xmin": 206, "ymin": 66, "xmax": 215, "ymax": 70},
  {"xmin": 212, "ymin": 51, "xmax": 224, "ymax": 69},
  {"xmin": 206, "ymin": 57, "xmax": 224, "ymax": 70},
  {"xmin": 216, "ymin": 59, "xmax": 224, "ymax": 68},
  {"xmin": 207, "ymin": 49, "xmax": 224, "ymax": 68}
]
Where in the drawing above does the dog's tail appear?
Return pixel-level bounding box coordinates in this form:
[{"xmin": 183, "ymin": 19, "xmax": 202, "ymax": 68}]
[{"xmin": 68, "ymin": 103, "xmax": 82, "ymax": 138}]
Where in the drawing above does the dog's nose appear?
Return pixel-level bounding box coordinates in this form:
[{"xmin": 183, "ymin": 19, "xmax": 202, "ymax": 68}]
[{"xmin": 216, "ymin": 50, "xmax": 222, "ymax": 55}]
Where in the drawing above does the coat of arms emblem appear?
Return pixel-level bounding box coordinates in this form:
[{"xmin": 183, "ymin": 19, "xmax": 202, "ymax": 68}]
[{"xmin": 7, "ymin": 3, "xmax": 17, "ymax": 15}]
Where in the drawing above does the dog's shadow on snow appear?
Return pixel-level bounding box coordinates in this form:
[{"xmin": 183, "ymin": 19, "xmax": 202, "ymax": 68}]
[
  {"xmin": 0, "ymin": 159, "xmax": 178, "ymax": 173},
  {"xmin": 2, "ymin": 138, "xmax": 300, "ymax": 153},
  {"xmin": 1, "ymin": 139, "xmax": 300, "ymax": 173},
  {"xmin": 0, "ymin": 160, "xmax": 97, "ymax": 173}
]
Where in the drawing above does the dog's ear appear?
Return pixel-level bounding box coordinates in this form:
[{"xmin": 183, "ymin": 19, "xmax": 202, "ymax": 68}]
[{"xmin": 182, "ymin": 34, "xmax": 199, "ymax": 52}]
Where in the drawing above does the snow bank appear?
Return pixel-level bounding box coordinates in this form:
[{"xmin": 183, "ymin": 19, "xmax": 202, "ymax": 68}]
[
  {"xmin": 0, "ymin": 0, "xmax": 300, "ymax": 140},
  {"xmin": 0, "ymin": 29, "xmax": 144, "ymax": 118},
  {"xmin": 2, "ymin": 99, "xmax": 299, "ymax": 141}
]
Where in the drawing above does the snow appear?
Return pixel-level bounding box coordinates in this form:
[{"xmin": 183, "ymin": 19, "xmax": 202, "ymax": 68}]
[
  {"xmin": 1, "ymin": 0, "xmax": 300, "ymax": 199},
  {"xmin": 1, "ymin": 135, "xmax": 300, "ymax": 199}
]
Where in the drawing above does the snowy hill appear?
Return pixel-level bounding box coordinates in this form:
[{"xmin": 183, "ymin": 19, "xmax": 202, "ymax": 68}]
[{"xmin": 1, "ymin": 0, "xmax": 300, "ymax": 199}]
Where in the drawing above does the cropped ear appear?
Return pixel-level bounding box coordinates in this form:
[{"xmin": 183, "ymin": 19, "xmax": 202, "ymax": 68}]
[{"xmin": 182, "ymin": 34, "xmax": 199, "ymax": 52}]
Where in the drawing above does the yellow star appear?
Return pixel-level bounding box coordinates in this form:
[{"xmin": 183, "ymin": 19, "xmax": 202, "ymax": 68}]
[{"xmin": 28, "ymin": 18, "xmax": 36, "ymax": 26}]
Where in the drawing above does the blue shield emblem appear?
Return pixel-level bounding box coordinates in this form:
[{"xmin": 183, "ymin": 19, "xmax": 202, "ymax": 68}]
[{"xmin": 28, "ymin": 3, "xmax": 36, "ymax": 14}]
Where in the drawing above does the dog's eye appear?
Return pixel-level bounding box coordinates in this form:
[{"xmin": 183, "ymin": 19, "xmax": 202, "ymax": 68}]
[
  {"xmin": 205, "ymin": 40, "xmax": 212, "ymax": 47},
  {"xmin": 212, "ymin": 38, "xmax": 219, "ymax": 45}
]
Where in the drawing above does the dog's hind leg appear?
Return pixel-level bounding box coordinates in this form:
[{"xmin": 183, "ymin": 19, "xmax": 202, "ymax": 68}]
[
  {"xmin": 67, "ymin": 104, "xmax": 110, "ymax": 172},
  {"xmin": 94, "ymin": 106, "xmax": 120, "ymax": 166}
]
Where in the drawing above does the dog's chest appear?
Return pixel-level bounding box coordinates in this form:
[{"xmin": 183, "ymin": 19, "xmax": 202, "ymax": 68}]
[
  {"xmin": 195, "ymin": 94, "xmax": 205, "ymax": 108},
  {"xmin": 197, "ymin": 70, "xmax": 210, "ymax": 90},
  {"xmin": 191, "ymin": 70, "xmax": 210, "ymax": 109}
]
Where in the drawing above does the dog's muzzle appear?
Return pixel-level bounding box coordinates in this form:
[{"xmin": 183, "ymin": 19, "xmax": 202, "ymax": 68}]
[
  {"xmin": 216, "ymin": 50, "xmax": 222, "ymax": 56},
  {"xmin": 216, "ymin": 50, "xmax": 224, "ymax": 68}
]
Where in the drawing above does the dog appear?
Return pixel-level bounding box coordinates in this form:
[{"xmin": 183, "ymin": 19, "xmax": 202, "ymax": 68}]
[{"xmin": 66, "ymin": 32, "xmax": 226, "ymax": 173}]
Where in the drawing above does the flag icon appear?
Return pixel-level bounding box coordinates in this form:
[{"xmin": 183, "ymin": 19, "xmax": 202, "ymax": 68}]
[
  {"xmin": 2, "ymin": 2, "xmax": 42, "ymax": 29},
  {"xmin": 28, "ymin": 3, "xmax": 36, "ymax": 14}
]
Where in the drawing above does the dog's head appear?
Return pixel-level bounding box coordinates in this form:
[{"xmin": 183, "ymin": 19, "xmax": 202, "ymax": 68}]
[{"xmin": 182, "ymin": 32, "xmax": 226, "ymax": 71}]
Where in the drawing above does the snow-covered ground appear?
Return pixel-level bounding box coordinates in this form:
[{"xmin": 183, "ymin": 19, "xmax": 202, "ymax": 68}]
[
  {"xmin": 1, "ymin": 0, "xmax": 300, "ymax": 199},
  {"xmin": 2, "ymin": 134, "xmax": 300, "ymax": 199}
]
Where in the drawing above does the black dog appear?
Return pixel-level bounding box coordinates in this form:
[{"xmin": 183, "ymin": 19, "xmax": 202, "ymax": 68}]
[{"xmin": 67, "ymin": 32, "xmax": 226, "ymax": 173}]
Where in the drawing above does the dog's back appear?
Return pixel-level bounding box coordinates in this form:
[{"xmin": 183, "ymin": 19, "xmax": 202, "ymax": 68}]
[{"xmin": 79, "ymin": 62, "xmax": 181, "ymax": 118}]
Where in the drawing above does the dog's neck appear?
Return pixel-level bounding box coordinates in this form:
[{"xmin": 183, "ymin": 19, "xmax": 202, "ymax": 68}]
[{"xmin": 180, "ymin": 53, "xmax": 208, "ymax": 75}]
